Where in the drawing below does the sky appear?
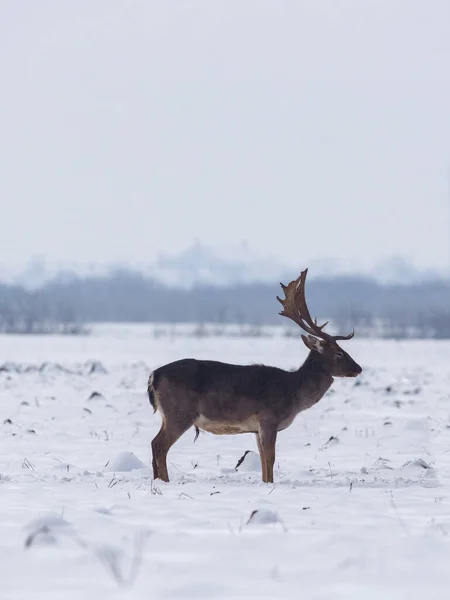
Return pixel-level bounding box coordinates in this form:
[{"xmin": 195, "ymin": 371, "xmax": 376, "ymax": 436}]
[{"xmin": 1, "ymin": 1, "xmax": 449, "ymax": 275}]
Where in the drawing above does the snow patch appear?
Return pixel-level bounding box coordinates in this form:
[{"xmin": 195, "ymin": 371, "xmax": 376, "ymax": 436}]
[
  {"xmin": 246, "ymin": 508, "xmax": 283, "ymax": 527},
  {"xmin": 104, "ymin": 452, "xmax": 147, "ymax": 472},
  {"xmin": 234, "ymin": 450, "xmax": 261, "ymax": 473}
]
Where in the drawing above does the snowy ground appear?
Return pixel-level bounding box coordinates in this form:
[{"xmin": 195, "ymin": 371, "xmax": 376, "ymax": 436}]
[{"xmin": 1, "ymin": 324, "xmax": 450, "ymax": 599}]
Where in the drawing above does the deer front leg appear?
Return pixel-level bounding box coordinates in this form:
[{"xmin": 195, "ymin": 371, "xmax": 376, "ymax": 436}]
[
  {"xmin": 255, "ymin": 432, "xmax": 267, "ymax": 483},
  {"xmin": 258, "ymin": 422, "xmax": 278, "ymax": 483}
]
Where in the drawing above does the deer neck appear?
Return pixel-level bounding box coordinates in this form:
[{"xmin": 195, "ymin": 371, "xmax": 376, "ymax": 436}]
[{"xmin": 292, "ymin": 350, "xmax": 333, "ymax": 411}]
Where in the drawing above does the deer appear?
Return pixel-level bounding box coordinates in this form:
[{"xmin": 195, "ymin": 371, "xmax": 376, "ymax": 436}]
[{"xmin": 147, "ymin": 268, "xmax": 362, "ymax": 484}]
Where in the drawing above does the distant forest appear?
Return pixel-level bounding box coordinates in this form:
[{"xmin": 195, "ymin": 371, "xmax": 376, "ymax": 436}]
[{"xmin": 0, "ymin": 269, "xmax": 449, "ymax": 338}]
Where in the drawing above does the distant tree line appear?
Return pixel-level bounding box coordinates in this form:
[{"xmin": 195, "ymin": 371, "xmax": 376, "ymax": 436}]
[
  {"xmin": 0, "ymin": 282, "xmax": 85, "ymax": 334},
  {"xmin": 0, "ymin": 269, "xmax": 449, "ymax": 338}
]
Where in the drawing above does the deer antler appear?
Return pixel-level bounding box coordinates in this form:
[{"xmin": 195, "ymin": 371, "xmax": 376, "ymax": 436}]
[{"xmin": 276, "ymin": 269, "xmax": 354, "ymax": 341}]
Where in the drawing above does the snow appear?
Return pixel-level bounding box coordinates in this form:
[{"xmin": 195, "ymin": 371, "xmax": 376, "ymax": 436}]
[
  {"xmin": 105, "ymin": 452, "xmax": 148, "ymax": 473},
  {"xmin": 234, "ymin": 450, "xmax": 262, "ymax": 473},
  {"xmin": 0, "ymin": 326, "xmax": 450, "ymax": 598}
]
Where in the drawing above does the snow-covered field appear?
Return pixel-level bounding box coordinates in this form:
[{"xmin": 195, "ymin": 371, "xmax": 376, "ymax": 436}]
[{"xmin": 1, "ymin": 324, "xmax": 450, "ymax": 599}]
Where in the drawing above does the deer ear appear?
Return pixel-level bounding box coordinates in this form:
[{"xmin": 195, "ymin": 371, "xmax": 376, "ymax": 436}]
[{"xmin": 301, "ymin": 334, "xmax": 324, "ymax": 354}]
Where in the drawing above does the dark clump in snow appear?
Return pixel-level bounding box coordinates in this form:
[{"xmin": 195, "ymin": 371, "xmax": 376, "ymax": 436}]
[
  {"xmin": 403, "ymin": 458, "xmax": 432, "ymax": 470},
  {"xmin": 24, "ymin": 513, "xmax": 74, "ymax": 549},
  {"xmin": 86, "ymin": 360, "xmax": 108, "ymax": 375},
  {"xmin": 0, "ymin": 362, "xmax": 18, "ymax": 373},
  {"xmin": 320, "ymin": 435, "xmax": 339, "ymax": 450}
]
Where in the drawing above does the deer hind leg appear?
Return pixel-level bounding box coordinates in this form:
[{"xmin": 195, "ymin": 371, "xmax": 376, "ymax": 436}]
[
  {"xmin": 258, "ymin": 423, "xmax": 278, "ymax": 484},
  {"xmin": 256, "ymin": 432, "xmax": 268, "ymax": 483},
  {"xmin": 151, "ymin": 419, "xmax": 192, "ymax": 483},
  {"xmin": 151, "ymin": 426, "xmax": 163, "ymax": 480}
]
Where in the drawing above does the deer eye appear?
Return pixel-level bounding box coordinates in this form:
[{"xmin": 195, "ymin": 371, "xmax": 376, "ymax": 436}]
[{"xmin": 335, "ymin": 351, "xmax": 344, "ymax": 359}]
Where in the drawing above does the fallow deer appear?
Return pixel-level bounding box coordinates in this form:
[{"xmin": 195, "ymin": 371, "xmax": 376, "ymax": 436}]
[{"xmin": 148, "ymin": 269, "xmax": 362, "ymax": 483}]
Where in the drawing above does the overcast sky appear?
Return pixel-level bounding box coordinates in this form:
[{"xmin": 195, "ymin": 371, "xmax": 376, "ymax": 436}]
[{"xmin": 1, "ymin": 1, "xmax": 449, "ymax": 273}]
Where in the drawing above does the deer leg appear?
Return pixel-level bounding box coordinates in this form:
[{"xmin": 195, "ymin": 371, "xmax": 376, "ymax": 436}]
[
  {"xmin": 151, "ymin": 421, "xmax": 192, "ymax": 483},
  {"xmin": 258, "ymin": 423, "xmax": 278, "ymax": 484},
  {"xmin": 151, "ymin": 426, "xmax": 164, "ymax": 480},
  {"xmin": 255, "ymin": 432, "xmax": 267, "ymax": 482}
]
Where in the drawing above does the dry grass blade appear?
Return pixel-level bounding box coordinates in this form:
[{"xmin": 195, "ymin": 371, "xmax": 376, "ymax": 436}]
[{"xmin": 95, "ymin": 531, "xmax": 150, "ymax": 588}]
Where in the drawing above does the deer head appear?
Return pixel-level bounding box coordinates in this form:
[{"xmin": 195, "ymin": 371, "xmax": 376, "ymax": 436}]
[{"xmin": 277, "ymin": 269, "xmax": 362, "ymax": 378}]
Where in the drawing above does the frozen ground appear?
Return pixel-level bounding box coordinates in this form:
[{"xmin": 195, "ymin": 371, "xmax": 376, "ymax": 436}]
[{"xmin": 1, "ymin": 324, "xmax": 450, "ymax": 599}]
